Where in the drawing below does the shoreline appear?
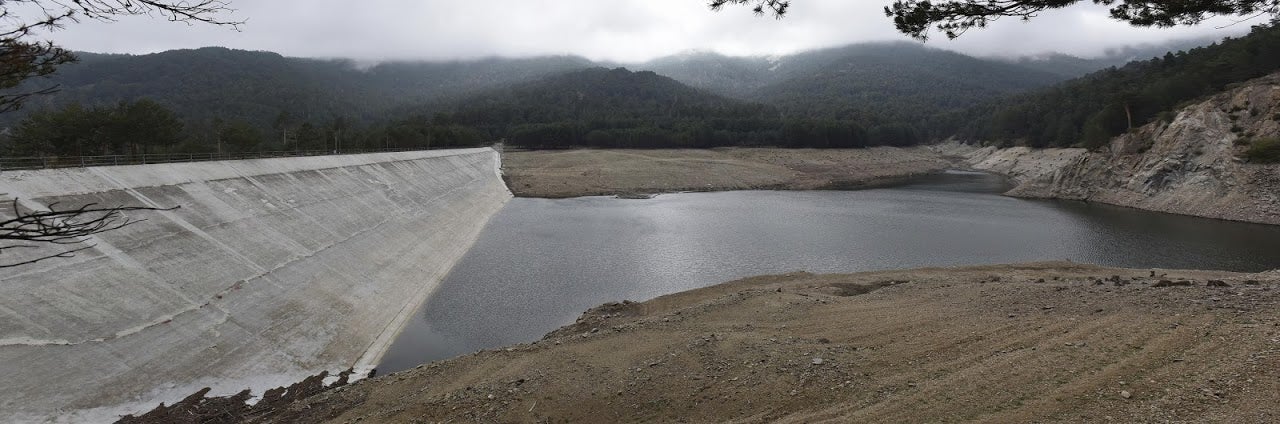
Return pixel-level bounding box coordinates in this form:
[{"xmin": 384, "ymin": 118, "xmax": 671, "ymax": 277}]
[
  {"xmin": 147, "ymin": 262, "xmax": 1280, "ymax": 423},
  {"xmin": 120, "ymin": 144, "xmax": 1280, "ymax": 422},
  {"xmin": 505, "ymin": 146, "xmax": 1280, "ymax": 227},
  {"xmin": 352, "ymin": 194, "xmax": 513, "ymax": 378},
  {"xmin": 352, "ymin": 149, "xmax": 514, "ymax": 376},
  {"xmin": 519, "ymin": 171, "xmax": 952, "ymax": 200},
  {"xmin": 501, "ymin": 147, "xmax": 954, "ymax": 199}
]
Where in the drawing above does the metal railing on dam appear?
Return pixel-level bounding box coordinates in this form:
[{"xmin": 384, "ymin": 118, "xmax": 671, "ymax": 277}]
[{"xmin": 0, "ymin": 147, "xmax": 450, "ymax": 171}]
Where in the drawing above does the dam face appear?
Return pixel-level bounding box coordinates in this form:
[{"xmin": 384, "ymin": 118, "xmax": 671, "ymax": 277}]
[{"xmin": 0, "ymin": 148, "xmax": 511, "ymax": 422}]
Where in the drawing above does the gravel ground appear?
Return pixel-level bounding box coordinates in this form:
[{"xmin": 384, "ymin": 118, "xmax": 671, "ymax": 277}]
[
  {"xmin": 501, "ymin": 147, "xmax": 952, "ymax": 198},
  {"xmin": 129, "ymin": 262, "xmax": 1280, "ymax": 423}
]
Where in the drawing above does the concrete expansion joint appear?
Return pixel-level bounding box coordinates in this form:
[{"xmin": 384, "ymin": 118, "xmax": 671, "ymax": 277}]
[
  {"xmin": 0, "ymin": 148, "xmax": 511, "ymax": 422},
  {"xmin": 1, "ymin": 305, "xmax": 229, "ymax": 348},
  {"xmin": 87, "ymin": 168, "xmax": 273, "ymax": 273}
]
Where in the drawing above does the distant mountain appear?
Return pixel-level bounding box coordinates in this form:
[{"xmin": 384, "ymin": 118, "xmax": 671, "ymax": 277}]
[
  {"xmin": 634, "ymin": 51, "xmax": 776, "ymax": 98},
  {"xmin": 636, "ymin": 42, "xmax": 1067, "ymax": 126},
  {"xmin": 4, "ymin": 41, "xmax": 1163, "ymax": 133},
  {"xmin": 7, "ymin": 47, "xmax": 595, "ymax": 127},
  {"xmin": 0, "ymin": 36, "xmax": 1247, "ymax": 151},
  {"xmin": 437, "ymin": 67, "xmax": 786, "ymax": 148},
  {"xmin": 947, "ymin": 22, "xmax": 1280, "ymax": 148},
  {"xmin": 1001, "ymin": 35, "xmax": 1225, "ymax": 78},
  {"xmin": 752, "ymin": 42, "xmax": 1065, "ymax": 122},
  {"xmin": 451, "ymin": 67, "xmax": 764, "ymax": 120}
]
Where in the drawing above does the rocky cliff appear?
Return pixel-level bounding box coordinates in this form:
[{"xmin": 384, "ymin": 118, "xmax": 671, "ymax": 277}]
[{"xmin": 944, "ymin": 72, "xmax": 1280, "ymax": 225}]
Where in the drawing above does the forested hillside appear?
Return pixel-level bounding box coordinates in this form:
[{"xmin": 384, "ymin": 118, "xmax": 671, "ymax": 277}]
[
  {"xmin": 1, "ymin": 27, "xmax": 1270, "ymax": 157},
  {"xmin": 446, "ymin": 67, "xmax": 775, "ymax": 148},
  {"xmin": 2, "ymin": 67, "xmax": 913, "ymax": 156},
  {"xmin": 432, "ymin": 67, "xmax": 908, "ymax": 149},
  {"xmin": 1001, "ymin": 36, "xmax": 1222, "ymax": 79},
  {"xmin": 748, "ymin": 43, "xmax": 1064, "ymax": 124},
  {"xmin": 8, "ymin": 47, "xmax": 595, "ymax": 128},
  {"xmin": 634, "ymin": 52, "xmax": 776, "ymax": 98},
  {"xmin": 950, "ymin": 21, "xmax": 1280, "ymax": 148},
  {"xmin": 19, "ymin": 42, "xmax": 1072, "ymax": 133},
  {"xmin": 639, "ymin": 42, "xmax": 1068, "ymax": 125}
]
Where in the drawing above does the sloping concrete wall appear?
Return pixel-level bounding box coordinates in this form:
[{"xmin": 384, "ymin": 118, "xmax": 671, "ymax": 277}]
[{"xmin": 0, "ymin": 148, "xmax": 511, "ymax": 423}]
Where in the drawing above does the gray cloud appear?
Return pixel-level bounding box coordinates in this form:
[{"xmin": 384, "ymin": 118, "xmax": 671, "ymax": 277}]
[{"xmin": 34, "ymin": 0, "xmax": 1261, "ymax": 62}]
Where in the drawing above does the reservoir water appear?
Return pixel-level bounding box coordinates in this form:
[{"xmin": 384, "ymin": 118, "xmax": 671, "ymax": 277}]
[{"xmin": 379, "ymin": 171, "xmax": 1280, "ymax": 372}]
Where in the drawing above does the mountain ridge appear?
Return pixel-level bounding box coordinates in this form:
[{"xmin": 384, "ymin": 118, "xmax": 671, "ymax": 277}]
[{"xmin": 10, "ymin": 39, "xmax": 1189, "ymax": 129}]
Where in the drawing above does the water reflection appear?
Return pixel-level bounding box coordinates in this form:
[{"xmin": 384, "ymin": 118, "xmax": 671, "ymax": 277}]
[{"xmin": 379, "ymin": 171, "xmax": 1280, "ymax": 372}]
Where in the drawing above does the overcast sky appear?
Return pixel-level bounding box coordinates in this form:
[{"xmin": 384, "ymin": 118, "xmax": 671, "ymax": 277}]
[{"xmin": 31, "ymin": 0, "xmax": 1263, "ymax": 63}]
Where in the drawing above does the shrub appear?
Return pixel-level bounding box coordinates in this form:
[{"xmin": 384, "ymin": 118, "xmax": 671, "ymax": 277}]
[{"xmin": 1243, "ymin": 137, "xmax": 1280, "ymax": 163}]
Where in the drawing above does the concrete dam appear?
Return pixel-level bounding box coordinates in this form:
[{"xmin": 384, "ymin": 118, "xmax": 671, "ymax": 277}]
[{"xmin": 0, "ymin": 148, "xmax": 511, "ymax": 422}]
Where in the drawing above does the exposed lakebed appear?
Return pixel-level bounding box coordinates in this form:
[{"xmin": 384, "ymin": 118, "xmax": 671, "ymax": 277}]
[{"xmin": 379, "ymin": 171, "xmax": 1280, "ymax": 372}]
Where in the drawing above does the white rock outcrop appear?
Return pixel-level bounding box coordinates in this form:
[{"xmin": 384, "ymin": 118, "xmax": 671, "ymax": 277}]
[{"xmin": 942, "ymin": 73, "xmax": 1280, "ymax": 225}]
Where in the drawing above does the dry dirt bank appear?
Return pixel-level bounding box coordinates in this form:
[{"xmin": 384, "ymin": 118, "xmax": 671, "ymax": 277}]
[
  {"xmin": 144, "ymin": 262, "xmax": 1280, "ymax": 423},
  {"xmin": 939, "ymin": 72, "xmax": 1280, "ymax": 225},
  {"xmin": 501, "ymin": 147, "xmax": 951, "ymax": 198}
]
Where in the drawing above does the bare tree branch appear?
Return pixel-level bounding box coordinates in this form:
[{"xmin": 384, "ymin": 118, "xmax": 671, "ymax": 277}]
[
  {"xmin": 0, "ymin": 0, "xmax": 240, "ymax": 112},
  {"xmin": 0, "ymin": 40, "xmax": 72, "ymax": 113},
  {"xmin": 0, "ymin": 198, "xmax": 179, "ymax": 268},
  {"xmin": 0, "ymin": 243, "xmax": 92, "ymax": 268}
]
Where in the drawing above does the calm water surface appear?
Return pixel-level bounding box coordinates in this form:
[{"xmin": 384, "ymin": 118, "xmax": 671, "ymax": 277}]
[{"xmin": 379, "ymin": 171, "xmax": 1280, "ymax": 372}]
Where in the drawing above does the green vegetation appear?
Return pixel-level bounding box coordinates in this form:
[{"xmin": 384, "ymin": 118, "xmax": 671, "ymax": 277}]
[
  {"xmin": 0, "ymin": 0, "xmax": 238, "ymax": 114},
  {"xmin": 5, "ymin": 43, "xmax": 1062, "ymax": 152},
  {"xmin": 641, "ymin": 42, "xmax": 1066, "ymax": 128},
  {"xmin": 2, "ymin": 67, "xmax": 929, "ymax": 154},
  {"xmin": 5, "ymin": 20, "xmax": 1280, "ymax": 155},
  {"xmin": 1242, "ymin": 137, "xmax": 1280, "ymax": 163},
  {"xmin": 5, "ymin": 48, "xmax": 594, "ymax": 129},
  {"xmin": 9, "ymin": 99, "xmax": 183, "ymax": 156},
  {"xmin": 946, "ymin": 21, "xmax": 1280, "ymax": 148},
  {"xmin": 881, "ymin": 1, "xmax": 1280, "ymax": 40},
  {"xmin": 749, "ymin": 43, "xmax": 1063, "ymax": 131},
  {"xmin": 438, "ymin": 68, "xmax": 917, "ymax": 149},
  {"xmin": 2, "ymin": 99, "xmax": 492, "ymax": 157}
]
